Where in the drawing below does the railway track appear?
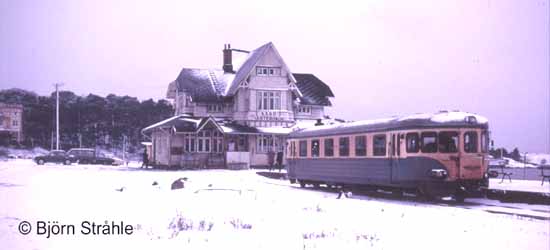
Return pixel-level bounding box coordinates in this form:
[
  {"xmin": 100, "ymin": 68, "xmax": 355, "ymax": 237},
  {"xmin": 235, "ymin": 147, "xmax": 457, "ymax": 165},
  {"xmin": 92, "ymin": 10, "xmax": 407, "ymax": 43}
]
[{"xmin": 257, "ymin": 174, "xmax": 550, "ymax": 221}]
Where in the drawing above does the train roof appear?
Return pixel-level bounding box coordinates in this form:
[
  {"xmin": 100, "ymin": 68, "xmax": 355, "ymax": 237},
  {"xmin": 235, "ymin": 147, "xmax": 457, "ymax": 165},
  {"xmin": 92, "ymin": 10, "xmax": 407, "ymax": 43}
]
[{"xmin": 289, "ymin": 111, "xmax": 489, "ymax": 138}]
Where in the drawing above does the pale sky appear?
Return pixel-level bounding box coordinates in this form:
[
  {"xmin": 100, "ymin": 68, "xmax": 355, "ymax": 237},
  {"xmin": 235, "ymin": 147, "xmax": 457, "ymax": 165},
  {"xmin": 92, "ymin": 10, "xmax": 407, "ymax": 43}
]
[{"xmin": 1, "ymin": 0, "xmax": 549, "ymax": 153}]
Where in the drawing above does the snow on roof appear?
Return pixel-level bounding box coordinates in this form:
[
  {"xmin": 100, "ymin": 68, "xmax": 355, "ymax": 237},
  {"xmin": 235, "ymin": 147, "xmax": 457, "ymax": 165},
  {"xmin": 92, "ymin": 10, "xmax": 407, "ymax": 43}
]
[
  {"xmin": 291, "ymin": 111, "xmax": 489, "ymax": 138},
  {"xmin": 142, "ymin": 115, "xmax": 182, "ymax": 132},
  {"xmin": 429, "ymin": 111, "xmax": 488, "ymax": 124},
  {"xmin": 257, "ymin": 127, "xmax": 293, "ymax": 135}
]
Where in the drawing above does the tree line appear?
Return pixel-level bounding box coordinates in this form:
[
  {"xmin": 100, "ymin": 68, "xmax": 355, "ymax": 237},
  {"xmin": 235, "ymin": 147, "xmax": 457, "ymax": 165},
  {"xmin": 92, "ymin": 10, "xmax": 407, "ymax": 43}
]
[
  {"xmin": 0, "ymin": 88, "xmax": 173, "ymax": 153},
  {"xmin": 489, "ymin": 147, "xmax": 523, "ymax": 162}
]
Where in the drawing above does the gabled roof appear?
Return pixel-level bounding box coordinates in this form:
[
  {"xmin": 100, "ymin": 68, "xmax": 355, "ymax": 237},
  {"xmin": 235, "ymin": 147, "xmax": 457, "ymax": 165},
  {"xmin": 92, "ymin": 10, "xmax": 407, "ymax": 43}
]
[
  {"xmin": 293, "ymin": 73, "xmax": 335, "ymax": 106},
  {"xmin": 141, "ymin": 115, "xmax": 204, "ymax": 134},
  {"xmin": 168, "ymin": 42, "xmax": 333, "ymax": 106},
  {"xmin": 174, "ymin": 68, "xmax": 235, "ymax": 102},
  {"xmin": 225, "ymin": 42, "xmax": 271, "ymax": 95}
]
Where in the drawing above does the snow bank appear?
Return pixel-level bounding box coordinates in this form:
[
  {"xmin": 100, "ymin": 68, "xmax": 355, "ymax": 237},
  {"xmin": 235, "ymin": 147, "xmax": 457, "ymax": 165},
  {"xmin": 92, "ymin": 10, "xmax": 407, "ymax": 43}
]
[
  {"xmin": 0, "ymin": 147, "xmax": 49, "ymax": 159},
  {"xmin": 522, "ymin": 153, "xmax": 550, "ymax": 166},
  {"xmin": 502, "ymin": 157, "xmax": 538, "ymax": 168}
]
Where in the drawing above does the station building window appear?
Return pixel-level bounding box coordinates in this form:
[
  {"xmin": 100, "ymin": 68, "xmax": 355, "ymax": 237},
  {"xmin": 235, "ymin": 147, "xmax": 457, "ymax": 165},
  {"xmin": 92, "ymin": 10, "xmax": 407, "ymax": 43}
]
[
  {"xmin": 257, "ymin": 91, "xmax": 281, "ymax": 110},
  {"xmin": 406, "ymin": 133, "xmax": 419, "ymax": 153},
  {"xmin": 324, "ymin": 138, "xmax": 334, "ymax": 157},
  {"xmin": 256, "ymin": 66, "xmax": 280, "ymax": 76},
  {"xmin": 373, "ymin": 134, "xmax": 386, "ymax": 156},
  {"xmin": 421, "ymin": 132, "xmax": 437, "ymax": 153},
  {"xmin": 338, "ymin": 137, "xmax": 349, "ymax": 157},
  {"xmin": 355, "ymin": 136, "xmax": 367, "ymax": 156},
  {"xmin": 207, "ymin": 104, "xmax": 223, "ymax": 113}
]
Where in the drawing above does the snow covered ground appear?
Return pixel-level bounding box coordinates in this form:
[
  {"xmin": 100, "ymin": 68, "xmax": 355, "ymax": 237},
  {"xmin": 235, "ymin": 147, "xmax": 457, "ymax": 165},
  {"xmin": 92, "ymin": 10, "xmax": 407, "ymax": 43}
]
[
  {"xmin": 523, "ymin": 153, "xmax": 550, "ymax": 166},
  {"xmin": 0, "ymin": 159, "xmax": 548, "ymax": 250}
]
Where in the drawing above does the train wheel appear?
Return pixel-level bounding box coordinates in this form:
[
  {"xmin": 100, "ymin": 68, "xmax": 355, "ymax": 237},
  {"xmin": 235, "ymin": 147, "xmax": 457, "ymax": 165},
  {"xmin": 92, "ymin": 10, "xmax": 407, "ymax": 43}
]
[
  {"xmin": 313, "ymin": 183, "xmax": 320, "ymax": 189},
  {"xmin": 298, "ymin": 180, "xmax": 306, "ymax": 188}
]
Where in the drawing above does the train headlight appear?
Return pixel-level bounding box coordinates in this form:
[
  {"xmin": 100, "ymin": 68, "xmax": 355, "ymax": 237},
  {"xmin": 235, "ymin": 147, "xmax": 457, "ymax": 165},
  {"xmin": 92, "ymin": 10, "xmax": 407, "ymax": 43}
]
[{"xmin": 429, "ymin": 169, "xmax": 448, "ymax": 179}]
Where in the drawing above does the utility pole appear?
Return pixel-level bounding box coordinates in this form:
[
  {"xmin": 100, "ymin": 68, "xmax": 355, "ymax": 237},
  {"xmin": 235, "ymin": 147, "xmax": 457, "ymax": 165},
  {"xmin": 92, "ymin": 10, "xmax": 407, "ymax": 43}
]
[
  {"xmin": 54, "ymin": 83, "xmax": 64, "ymax": 150},
  {"xmin": 122, "ymin": 135, "xmax": 127, "ymax": 165}
]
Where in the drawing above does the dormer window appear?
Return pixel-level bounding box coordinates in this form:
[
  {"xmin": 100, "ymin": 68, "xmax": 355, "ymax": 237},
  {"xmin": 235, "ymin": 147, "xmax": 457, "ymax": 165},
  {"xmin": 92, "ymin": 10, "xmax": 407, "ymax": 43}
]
[
  {"xmin": 298, "ymin": 106, "xmax": 311, "ymax": 114},
  {"xmin": 207, "ymin": 104, "xmax": 223, "ymax": 113},
  {"xmin": 256, "ymin": 66, "xmax": 280, "ymax": 76}
]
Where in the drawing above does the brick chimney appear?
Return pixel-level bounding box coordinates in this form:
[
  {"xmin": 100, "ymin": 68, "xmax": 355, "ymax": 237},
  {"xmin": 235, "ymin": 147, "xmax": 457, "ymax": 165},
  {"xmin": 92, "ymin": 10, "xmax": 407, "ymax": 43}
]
[{"xmin": 223, "ymin": 44, "xmax": 233, "ymax": 73}]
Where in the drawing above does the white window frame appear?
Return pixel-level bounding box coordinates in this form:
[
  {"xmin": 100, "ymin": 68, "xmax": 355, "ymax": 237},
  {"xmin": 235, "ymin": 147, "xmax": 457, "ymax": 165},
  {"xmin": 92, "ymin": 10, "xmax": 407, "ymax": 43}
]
[
  {"xmin": 257, "ymin": 91, "xmax": 281, "ymax": 110},
  {"xmin": 298, "ymin": 106, "xmax": 311, "ymax": 114},
  {"xmin": 257, "ymin": 135, "xmax": 284, "ymax": 153},
  {"xmin": 197, "ymin": 131, "xmax": 211, "ymax": 152},
  {"xmin": 256, "ymin": 66, "xmax": 280, "ymax": 76},
  {"xmin": 207, "ymin": 104, "xmax": 223, "ymax": 113},
  {"xmin": 184, "ymin": 133, "xmax": 196, "ymax": 152}
]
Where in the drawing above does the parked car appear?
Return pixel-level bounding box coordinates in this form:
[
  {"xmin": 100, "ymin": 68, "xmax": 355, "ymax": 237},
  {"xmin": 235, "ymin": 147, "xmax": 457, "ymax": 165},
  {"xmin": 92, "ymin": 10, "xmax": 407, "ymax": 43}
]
[
  {"xmin": 34, "ymin": 150, "xmax": 72, "ymax": 165},
  {"xmin": 67, "ymin": 148, "xmax": 116, "ymax": 165}
]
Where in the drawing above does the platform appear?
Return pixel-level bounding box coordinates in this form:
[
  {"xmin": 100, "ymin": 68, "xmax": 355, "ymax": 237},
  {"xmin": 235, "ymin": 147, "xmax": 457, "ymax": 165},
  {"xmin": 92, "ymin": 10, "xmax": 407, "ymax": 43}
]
[
  {"xmin": 489, "ymin": 179, "xmax": 550, "ymax": 194},
  {"xmin": 487, "ymin": 179, "xmax": 550, "ymax": 205}
]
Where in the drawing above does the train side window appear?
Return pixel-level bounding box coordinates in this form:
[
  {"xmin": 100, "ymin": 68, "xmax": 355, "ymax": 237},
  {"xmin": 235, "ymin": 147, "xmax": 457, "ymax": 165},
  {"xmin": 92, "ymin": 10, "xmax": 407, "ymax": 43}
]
[
  {"xmin": 324, "ymin": 138, "xmax": 334, "ymax": 157},
  {"xmin": 299, "ymin": 140, "xmax": 307, "ymax": 157},
  {"xmin": 406, "ymin": 133, "xmax": 419, "ymax": 153},
  {"xmin": 481, "ymin": 131, "xmax": 489, "ymax": 153},
  {"xmin": 421, "ymin": 132, "xmax": 437, "ymax": 153},
  {"xmin": 438, "ymin": 131, "xmax": 458, "ymax": 153},
  {"xmin": 464, "ymin": 132, "xmax": 478, "ymax": 153},
  {"xmin": 339, "ymin": 137, "xmax": 350, "ymax": 157},
  {"xmin": 373, "ymin": 134, "xmax": 386, "ymax": 156},
  {"xmin": 355, "ymin": 136, "xmax": 367, "ymax": 156},
  {"xmin": 311, "ymin": 139, "xmax": 320, "ymax": 157}
]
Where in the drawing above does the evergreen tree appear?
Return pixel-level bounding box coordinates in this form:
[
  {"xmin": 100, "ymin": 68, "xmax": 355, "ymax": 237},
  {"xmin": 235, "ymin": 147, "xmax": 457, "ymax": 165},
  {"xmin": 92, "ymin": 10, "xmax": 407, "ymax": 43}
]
[{"xmin": 0, "ymin": 88, "xmax": 173, "ymax": 151}]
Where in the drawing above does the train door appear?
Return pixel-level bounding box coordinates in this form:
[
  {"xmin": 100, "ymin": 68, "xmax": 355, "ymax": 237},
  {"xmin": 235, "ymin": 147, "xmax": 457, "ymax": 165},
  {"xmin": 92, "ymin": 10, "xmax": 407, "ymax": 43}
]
[
  {"xmin": 390, "ymin": 132, "xmax": 401, "ymax": 183},
  {"xmin": 459, "ymin": 129, "xmax": 485, "ymax": 179},
  {"xmin": 434, "ymin": 130, "xmax": 461, "ymax": 180}
]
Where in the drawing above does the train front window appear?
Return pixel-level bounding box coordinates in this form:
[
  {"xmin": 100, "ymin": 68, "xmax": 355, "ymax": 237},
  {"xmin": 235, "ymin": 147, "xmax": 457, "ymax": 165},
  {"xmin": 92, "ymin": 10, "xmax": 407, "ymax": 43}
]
[
  {"xmin": 373, "ymin": 134, "xmax": 386, "ymax": 156},
  {"xmin": 421, "ymin": 132, "xmax": 437, "ymax": 153},
  {"xmin": 311, "ymin": 139, "xmax": 320, "ymax": 157},
  {"xmin": 438, "ymin": 131, "xmax": 458, "ymax": 153},
  {"xmin": 355, "ymin": 136, "xmax": 367, "ymax": 156},
  {"xmin": 464, "ymin": 131, "xmax": 478, "ymax": 153},
  {"xmin": 324, "ymin": 138, "xmax": 334, "ymax": 157},
  {"xmin": 406, "ymin": 133, "xmax": 419, "ymax": 153},
  {"xmin": 299, "ymin": 140, "xmax": 307, "ymax": 157},
  {"xmin": 481, "ymin": 131, "xmax": 489, "ymax": 153},
  {"xmin": 339, "ymin": 137, "xmax": 350, "ymax": 156}
]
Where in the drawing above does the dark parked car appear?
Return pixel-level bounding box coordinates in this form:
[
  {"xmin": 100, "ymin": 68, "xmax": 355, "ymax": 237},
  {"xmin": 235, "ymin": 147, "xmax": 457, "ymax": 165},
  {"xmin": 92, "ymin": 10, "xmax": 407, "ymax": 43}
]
[
  {"xmin": 67, "ymin": 148, "xmax": 116, "ymax": 165},
  {"xmin": 34, "ymin": 150, "xmax": 72, "ymax": 165}
]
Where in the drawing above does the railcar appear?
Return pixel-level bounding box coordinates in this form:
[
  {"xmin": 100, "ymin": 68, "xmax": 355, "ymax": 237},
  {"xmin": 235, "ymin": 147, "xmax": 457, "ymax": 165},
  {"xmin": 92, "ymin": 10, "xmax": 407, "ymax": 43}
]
[{"xmin": 286, "ymin": 111, "xmax": 491, "ymax": 201}]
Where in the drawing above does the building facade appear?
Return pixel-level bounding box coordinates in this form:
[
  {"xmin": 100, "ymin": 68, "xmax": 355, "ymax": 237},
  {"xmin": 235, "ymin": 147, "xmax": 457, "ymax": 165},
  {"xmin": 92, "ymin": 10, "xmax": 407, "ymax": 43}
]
[
  {"xmin": 0, "ymin": 103, "xmax": 23, "ymax": 144},
  {"xmin": 143, "ymin": 42, "xmax": 335, "ymax": 168}
]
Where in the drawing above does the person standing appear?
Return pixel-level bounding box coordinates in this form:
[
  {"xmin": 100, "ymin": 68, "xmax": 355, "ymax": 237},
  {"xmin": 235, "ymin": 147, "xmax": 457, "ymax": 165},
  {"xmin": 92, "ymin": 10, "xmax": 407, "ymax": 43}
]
[
  {"xmin": 142, "ymin": 150, "xmax": 149, "ymax": 168},
  {"xmin": 276, "ymin": 151, "xmax": 283, "ymax": 172},
  {"xmin": 267, "ymin": 150, "xmax": 275, "ymax": 171}
]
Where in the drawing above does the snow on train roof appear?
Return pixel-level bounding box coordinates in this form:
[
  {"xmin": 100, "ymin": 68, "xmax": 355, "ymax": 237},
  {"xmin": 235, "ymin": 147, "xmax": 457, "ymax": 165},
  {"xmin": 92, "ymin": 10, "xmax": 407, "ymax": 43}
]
[{"xmin": 290, "ymin": 111, "xmax": 488, "ymax": 138}]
